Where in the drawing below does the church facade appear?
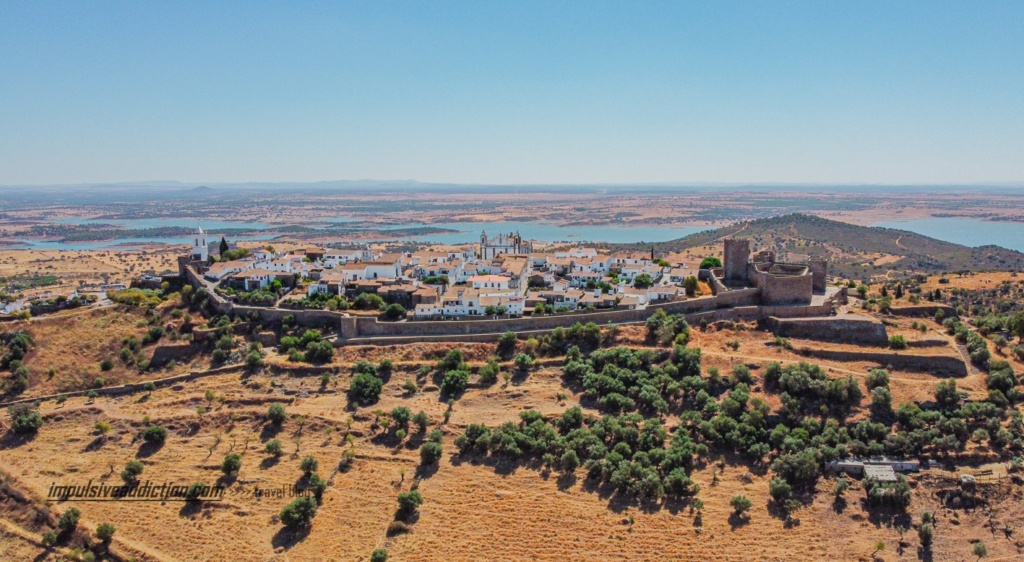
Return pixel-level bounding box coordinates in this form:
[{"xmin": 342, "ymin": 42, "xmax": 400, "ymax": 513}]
[{"xmin": 478, "ymin": 230, "xmax": 531, "ymax": 260}]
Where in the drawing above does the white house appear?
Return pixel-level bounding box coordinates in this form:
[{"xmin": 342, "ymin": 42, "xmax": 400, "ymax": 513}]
[
  {"xmin": 555, "ymin": 246, "xmax": 598, "ymax": 259},
  {"xmin": 467, "ymin": 274, "xmax": 510, "ymax": 291},
  {"xmin": 204, "ymin": 259, "xmax": 254, "ymax": 281}
]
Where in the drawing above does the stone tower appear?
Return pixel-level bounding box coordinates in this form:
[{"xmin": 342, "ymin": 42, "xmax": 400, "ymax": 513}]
[{"xmin": 723, "ymin": 238, "xmax": 750, "ymax": 282}]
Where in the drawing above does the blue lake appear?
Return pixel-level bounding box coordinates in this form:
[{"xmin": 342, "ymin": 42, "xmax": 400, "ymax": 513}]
[{"xmin": 872, "ymin": 218, "xmax": 1024, "ymax": 253}]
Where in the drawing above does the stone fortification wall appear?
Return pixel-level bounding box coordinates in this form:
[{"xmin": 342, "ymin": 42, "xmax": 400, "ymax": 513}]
[
  {"xmin": 888, "ymin": 305, "xmax": 958, "ymax": 319},
  {"xmin": 799, "ymin": 348, "xmax": 967, "ymax": 377},
  {"xmin": 753, "ymin": 265, "xmax": 814, "ymax": 305},
  {"xmin": 767, "ymin": 315, "xmax": 888, "ymax": 345}
]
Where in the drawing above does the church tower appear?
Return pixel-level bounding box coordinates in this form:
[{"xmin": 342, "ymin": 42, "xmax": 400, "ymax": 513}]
[{"xmin": 192, "ymin": 226, "xmax": 209, "ymax": 261}]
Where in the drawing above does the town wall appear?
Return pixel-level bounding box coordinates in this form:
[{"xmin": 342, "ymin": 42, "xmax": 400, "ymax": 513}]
[
  {"xmin": 767, "ymin": 315, "xmax": 889, "ymax": 345},
  {"xmin": 888, "ymin": 305, "xmax": 958, "ymax": 319},
  {"xmin": 798, "ymin": 348, "xmax": 968, "ymax": 377}
]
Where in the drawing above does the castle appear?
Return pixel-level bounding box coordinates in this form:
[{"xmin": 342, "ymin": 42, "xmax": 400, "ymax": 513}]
[
  {"xmin": 719, "ymin": 238, "xmax": 827, "ymax": 305},
  {"xmin": 479, "ymin": 230, "xmax": 531, "ymax": 260}
]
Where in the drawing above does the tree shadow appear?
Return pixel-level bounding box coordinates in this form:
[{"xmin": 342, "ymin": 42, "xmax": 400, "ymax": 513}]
[
  {"xmin": 0, "ymin": 430, "xmax": 37, "ymax": 449},
  {"xmin": 415, "ymin": 463, "xmax": 439, "ymax": 480},
  {"xmin": 260, "ymin": 456, "xmax": 281, "ymax": 470},
  {"xmin": 556, "ymin": 472, "xmax": 577, "ymax": 491},
  {"xmin": 135, "ymin": 441, "xmax": 164, "ymax": 459},
  {"xmin": 917, "ymin": 547, "xmax": 933, "ymax": 562},
  {"xmin": 260, "ymin": 423, "xmax": 283, "ymax": 441},
  {"xmin": 178, "ymin": 500, "xmax": 203, "ymax": 518},
  {"xmin": 728, "ymin": 512, "xmax": 750, "ymax": 530},
  {"xmin": 271, "ymin": 525, "xmax": 311, "ymax": 550},
  {"xmin": 82, "ymin": 436, "xmax": 108, "ymax": 452},
  {"xmin": 833, "ymin": 497, "xmax": 848, "ymax": 514}
]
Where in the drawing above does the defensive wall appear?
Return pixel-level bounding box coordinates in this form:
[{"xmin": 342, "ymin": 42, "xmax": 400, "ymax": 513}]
[
  {"xmin": 766, "ymin": 315, "xmax": 890, "ymax": 346},
  {"xmin": 183, "ymin": 264, "xmax": 850, "ymax": 346},
  {"xmin": 797, "ymin": 348, "xmax": 968, "ymax": 378}
]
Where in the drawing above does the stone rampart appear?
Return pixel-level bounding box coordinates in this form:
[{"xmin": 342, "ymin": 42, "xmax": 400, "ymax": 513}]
[
  {"xmin": 799, "ymin": 348, "xmax": 967, "ymax": 377},
  {"xmin": 767, "ymin": 315, "xmax": 888, "ymax": 345}
]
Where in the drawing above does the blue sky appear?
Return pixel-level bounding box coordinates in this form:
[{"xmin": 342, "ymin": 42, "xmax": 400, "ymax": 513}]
[{"xmin": 1, "ymin": 1, "xmax": 1022, "ymax": 185}]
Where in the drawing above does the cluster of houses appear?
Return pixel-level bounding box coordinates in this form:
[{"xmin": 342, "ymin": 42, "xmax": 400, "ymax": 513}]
[{"xmin": 192, "ymin": 227, "xmax": 698, "ymax": 319}]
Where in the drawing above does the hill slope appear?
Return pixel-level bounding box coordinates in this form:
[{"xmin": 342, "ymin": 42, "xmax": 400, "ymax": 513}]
[{"xmin": 607, "ymin": 214, "xmax": 1024, "ymax": 278}]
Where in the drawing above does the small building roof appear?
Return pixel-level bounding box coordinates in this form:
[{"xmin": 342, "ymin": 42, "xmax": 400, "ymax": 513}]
[{"xmin": 864, "ymin": 464, "xmax": 898, "ymax": 482}]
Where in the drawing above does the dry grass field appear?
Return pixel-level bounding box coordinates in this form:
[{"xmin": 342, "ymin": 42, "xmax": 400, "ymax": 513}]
[{"xmin": 2, "ymin": 309, "xmax": 1023, "ymax": 562}]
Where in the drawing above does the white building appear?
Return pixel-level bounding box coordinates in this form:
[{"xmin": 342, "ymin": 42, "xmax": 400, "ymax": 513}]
[
  {"xmin": 192, "ymin": 226, "xmax": 209, "ymax": 261},
  {"xmin": 479, "ymin": 230, "xmax": 531, "ymax": 260}
]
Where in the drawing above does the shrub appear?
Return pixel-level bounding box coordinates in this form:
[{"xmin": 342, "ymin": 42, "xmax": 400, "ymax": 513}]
[
  {"xmin": 371, "ymin": 549, "xmax": 389, "ymax": 562},
  {"xmin": 265, "ymin": 439, "xmax": 283, "ymax": 457},
  {"xmin": 514, "ymin": 353, "xmax": 533, "ymax": 372},
  {"xmin": 403, "ymin": 379, "xmax": 417, "ymax": 393},
  {"xmin": 732, "ymin": 364, "xmax": 754, "ymax": 384},
  {"xmin": 420, "ymin": 441, "xmax": 443, "ymax": 465},
  {"xmin": 390, "ymin": 406, "xmax": 411, "ymax": 427},
  {"xmin": 383, "ymin": 303, "xmax": 406, "ymax": 320},
  {"xmin": 99, "ymin": 358, "xmax": 113, "ymax": 371},
  {"xmin": 889, "ymin": 335, "xmax": 908, "ymax": 350},
  {"xmin": 497, "ymin": 331, "xmax": 517, "ymax": 358},
  {"xmin": 699, "ymin": 257, "xmax": 722, "ymax": 269},
  {"xmin": 304, "ymin": 340, "xmax": 334, "ymax": 363},
  {"xmin": 440, "ymin": 370, "xmax": 469, "ymax": 396},
  {"xmin": 561, "ymin": 449, "xmax": 580, "ymax": 472},
  {"xmin": 120, "ymin": 460, "xmax": 144, "ymax": 483},
  {"xmin": 221, "ymin": 453, "xmax": 242, "ymax": 475},
  {"xmin": 95, "ymin": 522, "xmax": 116, "ymax": 542},
  {"xmin": 437, "ymin": 349, "xmax": 465, "ymax": 372},
  {"xmin": 833, "ymin": 477, "xmax": 849, "ymax": 498},
  {"xmin": 350, "ymin": 373, "xmax": 384, "ymax": 404},
  {"xmin": 730, "ymin": 495, "xmax": 753, "ymax": 515},
  {"xmin": 245, "ymin": 350, "xmax": 264, "ymax": 371},
  {"xmin": 918, "ymin": 523, "xmax": 934, "ymax": 547},
  {"xmin": 768, "ymin": 477, "xmax": 792, "ymax": 502},
  {"xmin": 142, "ymin": 425, "xmax": 168, "ymax": 443},
  {"xmin": 865, "ymin": 369, "xmax": 890, "ymax": 390},
  {"xmin": 7, "ymin": 402, "xmax": 44, "ymax": 434},
  {"xmin": 412, "ymin": 411, "xmax": 429, "ymax": 432},
  {"xmin": 58, "ymin": 507, "xmax": 81, "ymax": 532},
  {"xmin": 267, "ymin": 403, "xmax": 287, "ymax": 424},
  {"xmin": 397, "ymin": 490, "xmax": 423, "ymax": 514},
  {"xmin": 279, "ymin": 496, "xmax": 318, "ymax": 529},
  {"xmin": 41, "ymin": 531, "xmax": 56, "ymax": 547},
  {"xmin": 478, "ymin": 358, "xmax": 500, "ymax": 384},
  {"xmin": 300, "ymin": 455, "xmax": 319, "ymax": 474}
]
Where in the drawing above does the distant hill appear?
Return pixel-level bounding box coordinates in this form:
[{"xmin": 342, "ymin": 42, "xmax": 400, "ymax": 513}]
[{"xmin": 607, "ymin": 214, "xmax": 1024, "ymax": 278}]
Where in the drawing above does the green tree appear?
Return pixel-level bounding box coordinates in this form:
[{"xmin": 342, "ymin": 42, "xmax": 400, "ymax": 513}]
[
  {"xmin": 730, "ymin": 495, "xmax": 753, "ymax": 515},
  {"xmin": 633, "ymin": 273, "xmax": 654, "ymax": 289},
  {"xmin": 383, "ymin": 303, "xmax": 406, "ymax": 320},
  {"xmin": 682, "ymin": 276, "xmax": 700, "ymax": 297},
  {"xmin": 7, "ymin": 402, "xmax": 44, "ymax": 434},
  {"xmin": 142, "ymin": 425, "xmax": 168, "ymax": 443},
  {"xmin": 397, "ymin": 490, "xmax": 423, "ymax": 514},
  {"xmin": 497, "ymin": 331, "xmax": 517, "ymax": 358},
  {"xmin": 371, "ymin": 549, "xmax": 389, "ymax": 562},
  {"xmin": 58, "ymin": 507, "xmax": 81, "ymax": 533},
  {"xmin": 420, "ymin": 441, "xmax": 442, "ymax": 465},
  {"xmin": 219, "ymin": 236, "xmax": 229, "ymax": 256},
  {"xmin": 279, "ymin": 496, "xmax": 318, "ymax": 529},
  {"xmin": 221, "ymin": 453, "xmax": 242, "ymax": 475},
  {"xmin": 350, "ymin": 373, "xmax": 384, "ymax": 404},
  {"xmin": 265, "ymin": 439, "xmax": 283, "ymax": 457},
  {"xmin": 95, "ymin": 522, "xmax": 116, "ymax": 543},
  {"xmin": 267, "ymin": 403, "xmax": 287, "ymax": 424},
  {"xmin": 300, "ymin": 455, "xmax": 319, "ymax": 474},
  {"xmin": 120, "ymin": 460, "xmax": 144, "ymax": 483},
  {"xmin": 699, "ymin": 257, "xmax": 722, "ymax": 269}
]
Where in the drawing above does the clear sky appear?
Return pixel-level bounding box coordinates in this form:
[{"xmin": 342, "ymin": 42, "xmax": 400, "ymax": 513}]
[{"xmin": 1, "ymin": 1, "xmax": 1022, "ymax": 186}]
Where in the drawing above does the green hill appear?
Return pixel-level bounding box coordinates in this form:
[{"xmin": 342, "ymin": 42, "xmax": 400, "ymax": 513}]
[{"xmin": 607, "ymin": 214, "xmax": 1024, "ymax": 279}]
